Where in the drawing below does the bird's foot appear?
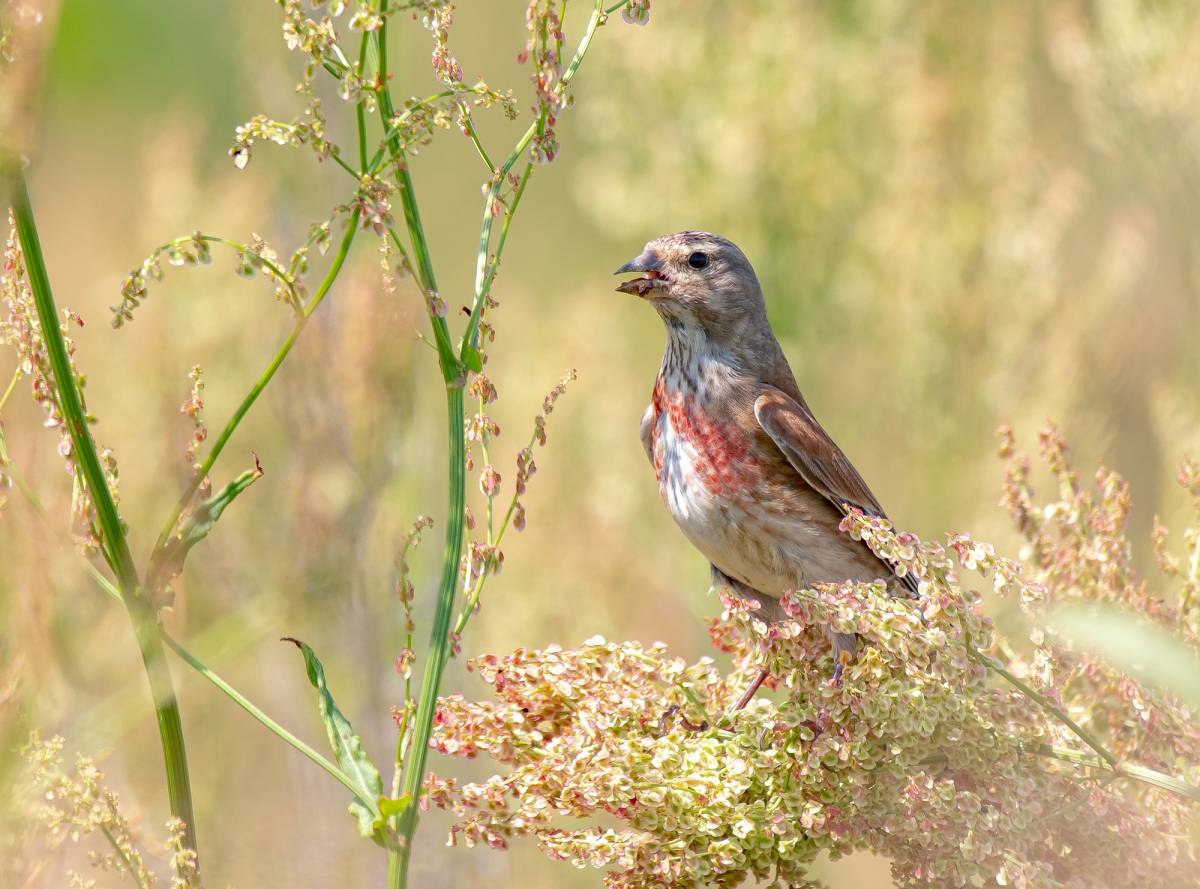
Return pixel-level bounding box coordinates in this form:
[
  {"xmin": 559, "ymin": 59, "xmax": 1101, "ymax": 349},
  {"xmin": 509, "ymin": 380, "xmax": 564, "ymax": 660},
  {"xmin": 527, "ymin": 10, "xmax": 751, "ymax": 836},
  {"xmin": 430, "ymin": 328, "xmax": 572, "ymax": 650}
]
[
  {"xmin": 733, "ymin": 667, "xmax": 771, "ymax": 711},
  {"xmin": 656, "ymin": 704, "xmax": 709, "ymax": 736},
  {"xmin": 830, "ymin": 649, "xmax": 855, "ymax": 687}
]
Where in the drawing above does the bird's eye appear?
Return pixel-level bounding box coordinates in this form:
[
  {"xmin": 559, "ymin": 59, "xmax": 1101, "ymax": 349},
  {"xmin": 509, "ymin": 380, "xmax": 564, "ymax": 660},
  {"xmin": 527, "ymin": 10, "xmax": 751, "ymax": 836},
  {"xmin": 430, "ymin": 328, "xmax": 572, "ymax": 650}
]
[{"xmin": 687, "ymin": 251, "xmax": 709, "ymax": 270}]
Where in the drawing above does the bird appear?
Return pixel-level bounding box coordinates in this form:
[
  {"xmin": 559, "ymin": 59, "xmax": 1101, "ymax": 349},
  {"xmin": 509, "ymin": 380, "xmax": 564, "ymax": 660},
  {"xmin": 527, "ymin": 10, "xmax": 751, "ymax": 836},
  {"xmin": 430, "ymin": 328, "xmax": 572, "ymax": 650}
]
[{"xmin": 614, "ymin": 231, "xmax": 917, "ymax": 707}]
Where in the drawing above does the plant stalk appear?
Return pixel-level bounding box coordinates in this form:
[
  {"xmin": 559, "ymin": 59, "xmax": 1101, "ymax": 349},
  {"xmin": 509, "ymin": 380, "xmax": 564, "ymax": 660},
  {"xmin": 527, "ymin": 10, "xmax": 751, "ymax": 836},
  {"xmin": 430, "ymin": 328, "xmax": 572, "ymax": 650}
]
[
  {"xmin": 368, "ymin": 13, "xmax": 470, "ymax": 888},
  {"xmin": 392, "ymin": 387, "xmax": 465, "ymax": 883},
  {"xmin": 370, "ymin": 5, "xmax": 614, "ymax": 885},
  {"xmin": 5, "ymin": 165, "xmax": 201, "ymax": 875},
  {"xmin": 152, "ymin": 210, "xmax": 362, "ymax": 561}
]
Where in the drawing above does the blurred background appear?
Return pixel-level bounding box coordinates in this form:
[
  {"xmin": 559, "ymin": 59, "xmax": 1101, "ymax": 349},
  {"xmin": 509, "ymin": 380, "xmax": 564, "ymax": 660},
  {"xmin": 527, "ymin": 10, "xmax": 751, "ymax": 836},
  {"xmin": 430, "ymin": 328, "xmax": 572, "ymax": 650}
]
[{"xmin": 3, "ymin": 0, "xmax": 1200, "ymax": 886}]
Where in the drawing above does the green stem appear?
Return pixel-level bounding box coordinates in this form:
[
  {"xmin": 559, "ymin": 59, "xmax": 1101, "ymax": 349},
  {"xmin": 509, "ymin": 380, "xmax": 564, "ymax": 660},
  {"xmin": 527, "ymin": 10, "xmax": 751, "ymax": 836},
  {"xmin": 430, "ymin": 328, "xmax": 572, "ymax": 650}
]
[
  {"xmin": 152, "ymin": 209, "xmax": 361, "ymax": 563},
  {"xmin": 160, "ymin": 632, "xmax": 372, "ymax": 804},
  {"xmin": 394, "ymin": 387, "xmax": 465, "ymax": 883},
  {"xmin": 0, "ymin": 364, "xmax": 20, "ymax": 413},
  {"xmin": 329, "ymin": 149, "xmax": 360, "ymax": 179},
  {"xmin": 368, "ymin": 27, "xmax": 461, "ymax": 384},
  {"xmin": 356, "ymin": 30, "xmax": 371, "ymax": 173},
  {"xmin": 146, "ymin": 233, "xmax": 303, "ymax": 314},
  {"xmin": 369, "ymin": 12, "xmax": 469, "ymax": 888},
  {"xmin": 384, "ymin": 223, "xmax": 457, "ymax": 375},
  {"xmin": 378, "ymin": 6, "xmax": 612, "ymax": 886},
  {"xmin": 5, "ymin": 165, "xmax": 201, "ymax": 875},
  {"xmin": 458, "ymin": 104, "xmax": 495, "ymax": 172},
  {"xmin": 460, "ymin": 0, "xmax": 607, "ymax": 355},
  {"xmin": 99, "ymin": 823, "xmax": 151, "ymax": 889},
  {"xmin": 969, "ymin": 647, "xmax": 1119, "ymax": 770},
  {"xmin": 1026, "ymin": 742, "xmax": 1200, "ymax": 803}
]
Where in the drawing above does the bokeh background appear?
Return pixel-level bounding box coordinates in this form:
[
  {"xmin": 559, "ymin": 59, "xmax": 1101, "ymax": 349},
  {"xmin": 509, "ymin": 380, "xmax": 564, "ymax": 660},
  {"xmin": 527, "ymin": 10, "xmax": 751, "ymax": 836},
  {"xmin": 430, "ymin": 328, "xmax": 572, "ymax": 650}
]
[{"xmin": 3, "ymin": 1, "xmax": 1200, "ymax": 886}]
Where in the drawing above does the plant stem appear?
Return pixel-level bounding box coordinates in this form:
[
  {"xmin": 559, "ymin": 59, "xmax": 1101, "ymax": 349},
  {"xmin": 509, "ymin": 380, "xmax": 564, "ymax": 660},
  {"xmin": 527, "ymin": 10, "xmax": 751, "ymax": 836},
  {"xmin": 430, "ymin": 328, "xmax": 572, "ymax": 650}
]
[
  {"xmin": 969, "ymin": 647, "xmax": 1119, "ymax": 770},
  {"xmin": 459, "ymin": 0, "xmax": 607, "ymax": 355},
  {"xmin": 0, "ymin": 364, "xmax": 20, "ymax": 412},
  {"xmin": 371, "ymin": 34, "xmax": 468, "ymax": 889},
  {"xmin": 458, "ymin": 104, "xmax": 495, "ymax": 172},
  {"xmin": 368, "ymin": 5, "xmax": 615, "ymax": 884},
  {"xmin": 146, "ymin": 233, "xmax": 303, "ymax": 315},
  {"xmin": 368, "ymin": 12, "xmax": 471, "ymax": 888},
  {"xmin": 394, "ymin": 389, "xmax": 465, "ymax": 884},
  {"xmin": 152, "ymin": 210, "xmax": 361, "ymax": 562},
  {"xmin": 356, "ymin": 30, "xmax": 371, "ymax": 173},
  {"xmin": 5, "ymin": 165, "xmax": 201, "ymax": 875},
  {"xmin": 1026, "ymin": 743, "xmax": 1200, "ymax": 803},
  {"xmin": 100, "ymin": 823, "xmax": 152, "ymax": 889},
  {"xmin": 161, "ymin": 632, "xmax": 373, "ymax": 804}
]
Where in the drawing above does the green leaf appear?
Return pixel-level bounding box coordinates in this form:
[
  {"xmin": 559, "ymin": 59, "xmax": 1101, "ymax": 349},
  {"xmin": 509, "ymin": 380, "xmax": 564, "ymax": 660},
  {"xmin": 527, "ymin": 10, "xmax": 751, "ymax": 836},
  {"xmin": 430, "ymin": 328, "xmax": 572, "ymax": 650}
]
[
  {"xmin": 461, "ymin": 345, "xmax": 484, "ymax": 374},
  {"xmin": 1045, "ymin": 603, "xmax": 1200, "ymax": 709},
  {"xmin": 148, "ymin": 455, "xmax": 264, "ymax": 598},
  {"xmin": 377, "ymin": 794, "xmax": 411, "ymax": 820},
  {"xmin": 283, "ymin": 637, "xmax": 385, "ymax": 842}
]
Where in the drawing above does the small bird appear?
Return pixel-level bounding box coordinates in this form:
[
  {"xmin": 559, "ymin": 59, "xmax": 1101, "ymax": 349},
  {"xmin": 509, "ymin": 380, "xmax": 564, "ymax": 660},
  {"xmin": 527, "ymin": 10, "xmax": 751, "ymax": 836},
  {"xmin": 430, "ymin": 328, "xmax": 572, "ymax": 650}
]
[{"xmin": 615, "ymin": 231, "xmax": 917, "ymax": 705}]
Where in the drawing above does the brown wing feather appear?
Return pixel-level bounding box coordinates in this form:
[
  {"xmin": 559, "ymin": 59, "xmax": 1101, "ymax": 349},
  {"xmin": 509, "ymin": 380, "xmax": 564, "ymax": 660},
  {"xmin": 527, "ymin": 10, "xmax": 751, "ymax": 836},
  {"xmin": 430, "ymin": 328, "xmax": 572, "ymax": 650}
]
[
  {"xmin": 753, "ymin": 388, "xmax": 885, "ymax": 517},
  {"xmin": 754, "ymin": 387, "xmax": 919, "ymax": 595}
]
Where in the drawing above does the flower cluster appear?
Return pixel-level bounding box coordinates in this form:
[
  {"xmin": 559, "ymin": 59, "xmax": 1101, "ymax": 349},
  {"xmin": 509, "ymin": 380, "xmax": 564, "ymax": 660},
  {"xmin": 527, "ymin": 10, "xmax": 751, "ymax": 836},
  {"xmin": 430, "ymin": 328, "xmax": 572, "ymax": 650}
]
[
  {"xmin": 519, "ymin": 0, "xmax": 569, "ymax": 163},
  {"xmin": 993, "ymin": 426, "xmax": 1200, "ymax": 775},
  {"xmin": 1157, "ymin": 458, "xmax": 1200, "ymax": 620},
  {"xmin": 519, "ymin": 0, "xmax": 650, "ymax": 163},
  {"xmin": 0, "ymin": 444, "xmax": 11, "ymax": 514},
  {"xmin": 383, "ymin": 83, "xmax": 518, "ymax": 162},
  {"xmin": 179, "ymin": 365, "xmax": 208, "ymax": 490},
  {"xmin": 2, "ymin": 215, "xmax": 118, "ymax": 551},
  {"xmin": 21, "ymin": 733, "xmax": 198, "ymax": 888},
  {"xmin": 621, "ymin": 0, "xmax": 651, "ymax": 26},
  {"xmin": 414, "ymin": 0, "xmax": 463, "ymax": 85},
  {"xmin": 230, "ymin": 99, "xmax": 335, "ymax": 171},
  {"xmin": 427, "ymin": 429, "xmax": 1200, "ymax": 887},
  {"xmin": 113, "ymin": 231, "xmax": 308, "ymax": 327},
  {"xmin": 454, "ymin": 369, "xmax": 577, "ymax": 634},
  {"xmin": 353, "ymin": 174, "xmax": 396, "ymax": 236},
  {"xmin": 392, "ymin": 514, "xmax": 435, "ymax": 744}
]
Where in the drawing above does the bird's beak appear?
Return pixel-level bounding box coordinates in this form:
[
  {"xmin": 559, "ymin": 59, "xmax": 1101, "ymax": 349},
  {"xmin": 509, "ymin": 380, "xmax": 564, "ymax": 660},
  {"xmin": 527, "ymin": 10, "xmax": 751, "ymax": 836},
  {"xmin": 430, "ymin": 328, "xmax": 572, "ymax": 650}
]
[
  {"xmin": 614, "ymin": 250, "xmax": 659, "ymax": 275},
  {"xmin": 614, "ymin": 249, "xmax": 667, "ymax": 296}
]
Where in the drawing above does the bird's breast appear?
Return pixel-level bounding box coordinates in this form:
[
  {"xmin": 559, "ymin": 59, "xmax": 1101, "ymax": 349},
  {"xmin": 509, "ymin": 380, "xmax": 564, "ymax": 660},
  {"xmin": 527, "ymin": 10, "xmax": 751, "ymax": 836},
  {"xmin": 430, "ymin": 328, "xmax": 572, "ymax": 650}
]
[
  {"xmin": 649, "ymin": 375, "xmax": 863, "ymax": 596},
  {"xmin": 651, "ymin": 378, "xmax": 761, "ymax": 507}
]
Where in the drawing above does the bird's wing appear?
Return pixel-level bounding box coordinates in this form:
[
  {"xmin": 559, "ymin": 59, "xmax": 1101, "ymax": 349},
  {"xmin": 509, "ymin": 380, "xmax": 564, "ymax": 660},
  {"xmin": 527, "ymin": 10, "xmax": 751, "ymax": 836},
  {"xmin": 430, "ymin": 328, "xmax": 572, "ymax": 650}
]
[
  {"xmin": 753, "ymin": 387, "xmax": 885, "ymax": 516},
  {"xmin": 639, "ymin": 403, "xmax": 655, "ymax": 467},
  {"xmin": 754, "ymin": 387, "xmax": 919, "ymax": 595}
]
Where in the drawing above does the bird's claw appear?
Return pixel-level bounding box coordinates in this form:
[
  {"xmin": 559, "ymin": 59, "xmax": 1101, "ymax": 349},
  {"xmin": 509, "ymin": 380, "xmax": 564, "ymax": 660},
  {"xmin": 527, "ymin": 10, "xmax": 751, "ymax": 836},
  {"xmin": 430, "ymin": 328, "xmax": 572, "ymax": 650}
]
[
  {"xmin": 830, "ymin": 662, "xmax": 844, "ymax": 686},
  {"xmin": 656, "ymin": 704, "xmax": 709, "ymax": 736},
  {"xmin": 830, "ymin": 649, "xmax": 855, "ymax": 687}
]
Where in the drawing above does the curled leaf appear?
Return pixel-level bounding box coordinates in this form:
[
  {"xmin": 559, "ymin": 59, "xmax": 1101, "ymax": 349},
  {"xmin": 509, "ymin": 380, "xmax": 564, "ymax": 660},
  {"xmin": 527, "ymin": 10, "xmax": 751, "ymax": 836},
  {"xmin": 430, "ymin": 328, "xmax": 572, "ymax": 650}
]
[
  {"xmin": 147, "ymin": 455, "xmax": 264, "ymax": 602},
  {"xmin": 282, "ymin": 637, "xmax": 389, "ymax": 845}
]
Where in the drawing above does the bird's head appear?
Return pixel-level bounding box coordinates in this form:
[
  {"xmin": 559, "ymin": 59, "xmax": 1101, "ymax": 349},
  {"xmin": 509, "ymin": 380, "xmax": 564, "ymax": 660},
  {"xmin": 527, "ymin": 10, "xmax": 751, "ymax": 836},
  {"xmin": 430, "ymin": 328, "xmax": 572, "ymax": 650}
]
[{"xmin": 614, "ymin": 231, "xmax": 767, "ymax": 341}]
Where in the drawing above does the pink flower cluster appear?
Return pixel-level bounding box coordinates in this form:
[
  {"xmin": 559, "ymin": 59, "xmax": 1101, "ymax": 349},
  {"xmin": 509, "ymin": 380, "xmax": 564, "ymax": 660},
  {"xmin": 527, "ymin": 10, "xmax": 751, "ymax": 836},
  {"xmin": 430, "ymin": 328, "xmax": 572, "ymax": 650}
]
[{"xmin": 425, "ymin": 427, "xmax": 1200, "ymax": 887}]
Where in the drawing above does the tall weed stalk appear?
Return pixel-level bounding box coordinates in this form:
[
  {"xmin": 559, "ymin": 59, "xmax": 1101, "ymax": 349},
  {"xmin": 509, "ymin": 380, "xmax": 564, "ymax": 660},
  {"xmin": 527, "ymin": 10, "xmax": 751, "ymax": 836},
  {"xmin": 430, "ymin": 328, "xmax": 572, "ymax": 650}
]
[{"xmin": 1, "ymin": 1, "xmax": 647, "ymax": 885}]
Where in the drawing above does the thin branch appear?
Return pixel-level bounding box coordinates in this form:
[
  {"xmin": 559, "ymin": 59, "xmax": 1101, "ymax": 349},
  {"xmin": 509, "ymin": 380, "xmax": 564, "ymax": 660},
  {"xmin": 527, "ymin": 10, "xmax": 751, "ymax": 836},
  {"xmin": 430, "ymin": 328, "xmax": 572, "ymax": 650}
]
[
  {"xmin": 1024, "ymin": 742, "xmax": 1200, "ymax": 804},
  {"xmin": 460, "ymin": 0, "xmax": 608, "ymax": 356},
  {"xmin": 152, "ymin": 210, "xmax": 361, "ymax": 561},
  {"xmin": 458, "ymin": 103, "xmax": 495, "ymax": 172},
  {"xmin": 5, "ymin": 164, "xmax": 199, "ymax": 874},
  {"xmin": 969, "ymin": 647, "xmax": 1119, "ymax": 770}
]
